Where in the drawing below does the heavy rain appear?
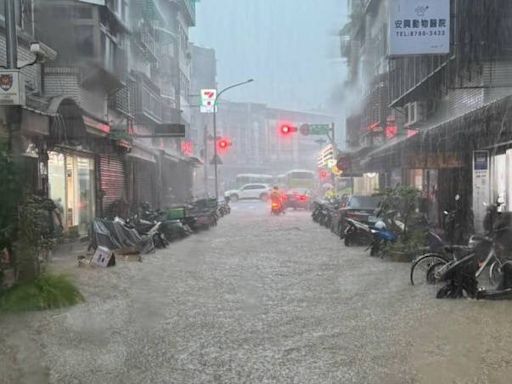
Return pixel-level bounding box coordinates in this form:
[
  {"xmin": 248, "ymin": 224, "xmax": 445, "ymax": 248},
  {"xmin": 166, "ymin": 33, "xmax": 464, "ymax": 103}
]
[{"xmin": 1, "ymin": 0, "xmax": 512, "ymax": 383}]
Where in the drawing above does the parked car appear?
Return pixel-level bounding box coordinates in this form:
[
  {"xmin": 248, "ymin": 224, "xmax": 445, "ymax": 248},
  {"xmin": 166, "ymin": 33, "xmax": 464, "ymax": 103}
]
[
  {"xmin": 285, "ymin": 188, "xmax": 311, "ymax": 210},
  {"xmin": 337, "ymin": 195, "xmax": 382, "ymax": 238},
  {"xmin": 224, "ymin": 183, "xmax": 271, "ymax": 202}
]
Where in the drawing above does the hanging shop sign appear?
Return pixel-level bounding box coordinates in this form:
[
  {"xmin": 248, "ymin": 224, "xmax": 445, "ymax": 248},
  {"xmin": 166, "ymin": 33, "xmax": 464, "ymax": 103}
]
[
  {"xmin": 0, "ymin": 70, "xmax": 25, "ymax": 106},
  {"xmin": 473, "ymin": 150, "xmax": 490, "ymax": 234},
  {"xmin": 181, "ymin": 140, "xmax": 194, "ymax": 156},
  {"xmin": 389, "ymin": 0, "xmax": 450, "ymax": 56}
]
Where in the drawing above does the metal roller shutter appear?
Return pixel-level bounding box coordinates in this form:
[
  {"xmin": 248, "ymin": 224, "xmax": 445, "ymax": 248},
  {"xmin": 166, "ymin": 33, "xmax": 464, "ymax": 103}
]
[
  {"xmin": 99, "ymin": 154, "xmax": 126, "ymax": 212},
  {"xmin": 134, "ymin": 160, "xmax": 157, "ymax": 208}
]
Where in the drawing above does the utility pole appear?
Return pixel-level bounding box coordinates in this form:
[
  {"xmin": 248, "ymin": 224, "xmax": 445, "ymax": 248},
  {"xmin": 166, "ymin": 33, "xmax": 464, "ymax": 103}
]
[
  {"xmin": 212, "ymin": 79, "xmax": 254, "ymax": 199},
  {"xmin": 4, "ymin": 0, "xmax": 22, "ymax": 158},
  {"xmin": 327, "ymin": 122, "xmax": 338, "ymax": 193},
  {"xmin": 5, "ymin": 0, "xmax": 18, "ymax": 69},
  {"xmin": 203, "ymin": 124, "xmax": 208, "ymax": 197}
]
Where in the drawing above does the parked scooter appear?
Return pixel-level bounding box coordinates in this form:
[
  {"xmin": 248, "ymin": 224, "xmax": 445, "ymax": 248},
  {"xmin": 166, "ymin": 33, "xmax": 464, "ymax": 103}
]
[
  {"xmin": 435, "ymin": 197, "xmax": 512, "ymax": 299},
  {"xmin": 127, "ymin": 213, "xmax": 168, "ymax": 249},
  {"xmin": 343, "ymin": 218, "xmax": 373, "ymax": 247}
]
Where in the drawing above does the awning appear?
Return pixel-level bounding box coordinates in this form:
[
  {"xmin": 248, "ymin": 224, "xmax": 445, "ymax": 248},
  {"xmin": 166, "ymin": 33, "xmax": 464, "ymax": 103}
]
[
  {"xmin": 128, "ymin": 143, "xmax": 157, "ymax": 163},
  {"xmin": 83, "ymin": 115, "xmax": 110, "ymax": 137},
  {"xmin": 21, "ymin": 108, "xmax": 50, "ymax": 136},
  {"xmin": 163, "ymin": 151, "xmax": 181, "ymax": 163},
  {"xmin": 184, "ymin": 156, "xmax": 203, "ymax": 167}
]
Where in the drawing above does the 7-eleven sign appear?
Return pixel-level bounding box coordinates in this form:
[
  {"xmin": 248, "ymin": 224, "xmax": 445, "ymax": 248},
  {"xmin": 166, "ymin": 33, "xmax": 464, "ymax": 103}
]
[{"xmin": 200, "ymin": 89, "xmax": 217, "ymax": 113}]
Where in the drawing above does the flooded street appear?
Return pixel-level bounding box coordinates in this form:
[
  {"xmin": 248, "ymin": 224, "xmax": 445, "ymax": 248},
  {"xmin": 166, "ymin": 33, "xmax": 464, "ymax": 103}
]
[{"xmin": 2, "ymin": 202, "xmax": 512, "ymax": 384}]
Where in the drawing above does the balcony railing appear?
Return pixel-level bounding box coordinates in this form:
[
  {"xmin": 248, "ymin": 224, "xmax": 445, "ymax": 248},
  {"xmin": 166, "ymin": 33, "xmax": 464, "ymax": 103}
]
[{"xmin": 131, "ymin": 73, "xmax": 163, "ymax": 124}]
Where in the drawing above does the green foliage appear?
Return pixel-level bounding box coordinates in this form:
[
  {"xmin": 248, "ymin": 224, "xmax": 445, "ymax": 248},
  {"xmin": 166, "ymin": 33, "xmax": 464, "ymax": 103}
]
[
  {"xmin": 0, "ymin": 147, "xmax": 21, "ymax": 252},
  {"xmin": 109, "ymin": 130, "xmax": 133, "ymax": 143},
  {"xmin": 385, "ymin": 229, "xmax": 428, "ymax": 262},
  {"xmin": 0, "ymin": 274, "xmax": 83, "ymax": 312},
  {"xmin": 15, "ymin": 195, "xmax": 62, "ymax": 282},
  {"xmin": 379, "ymin": 185, "xmax": 421, "ymax": 239}
]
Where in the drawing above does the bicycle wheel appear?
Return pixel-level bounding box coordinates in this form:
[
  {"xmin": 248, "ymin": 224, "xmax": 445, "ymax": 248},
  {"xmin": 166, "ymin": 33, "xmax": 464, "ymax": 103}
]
[
  {"xmin": 489, "ymin": 261, "xmax": 503, "ymax": 288},
  {"xmin": 410, "ymin": 253, "xmax": 450, "ymax": 286}
]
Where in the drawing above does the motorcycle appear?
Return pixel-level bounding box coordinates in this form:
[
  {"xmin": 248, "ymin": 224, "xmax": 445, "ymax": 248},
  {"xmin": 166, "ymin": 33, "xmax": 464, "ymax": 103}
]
[
  {"xmin": 127, "ymin": 213, "xmax": 168, "ymax": 249},
  {"xmin": 368, "ymin": 219, "xmax": 400, "ymax": 257},
  {"xmin": 435, "ymin": 197, "xmax": 512, "ymax": 299},
  {"xmin": 271, "ymin": 200, "xmax": 285, "ymax": 215},
  {"xmin": 343, "ymin": 217, "xmax": 374, "ymax": 247}
]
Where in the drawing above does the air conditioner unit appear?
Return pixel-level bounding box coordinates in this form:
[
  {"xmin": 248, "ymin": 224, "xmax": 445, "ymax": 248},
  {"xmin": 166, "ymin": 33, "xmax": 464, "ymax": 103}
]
[{"xmin": 404, "ymin": 100, "xmax": 438, "ymax": 127}]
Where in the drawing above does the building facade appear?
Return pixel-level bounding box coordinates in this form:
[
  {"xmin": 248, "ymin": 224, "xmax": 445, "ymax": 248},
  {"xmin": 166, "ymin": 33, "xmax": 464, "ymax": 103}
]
[
  {"xmin": 0, "ymin": 0, "xmax": 199, "ymax": 235},
  {"xmin": 342, "ymin": 0, "xmax": 512, "ymax": 231}
]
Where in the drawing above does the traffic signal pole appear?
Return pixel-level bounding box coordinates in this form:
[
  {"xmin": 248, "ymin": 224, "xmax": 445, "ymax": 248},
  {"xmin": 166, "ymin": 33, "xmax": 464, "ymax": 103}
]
[
  {"xmin": 212, "ymin": 79, "xmax": 254, "ymax": 200},
  {"xmin": 327, "ymin": 122, "xmax": 338, "ymax": 193}
]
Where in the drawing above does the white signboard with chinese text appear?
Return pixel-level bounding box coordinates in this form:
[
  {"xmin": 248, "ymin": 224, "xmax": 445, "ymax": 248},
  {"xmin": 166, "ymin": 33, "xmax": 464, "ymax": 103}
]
[
  {"xmin": 200, "ymin": 105, "xmax": 218, "ymax": 113},
  {"xmin": 473, "ymin": 151, "xmax": 490, "ymax": 233},
  {"xmin": 389, "ymin": 0, "xmax": 450, "ymax": 56},
  {"xmin": 200, "ymin": 89, "xmax": 217, "ymax": 113},
  {"xmin": 0, "ymin": 70, "xmax": 25, "ymax": 106}
]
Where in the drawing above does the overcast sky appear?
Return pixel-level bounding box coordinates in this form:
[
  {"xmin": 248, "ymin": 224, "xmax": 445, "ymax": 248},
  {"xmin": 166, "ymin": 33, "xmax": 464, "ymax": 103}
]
[{"xmin": 190, "ymin": 0, "xmax": 348, "ymax": 113}]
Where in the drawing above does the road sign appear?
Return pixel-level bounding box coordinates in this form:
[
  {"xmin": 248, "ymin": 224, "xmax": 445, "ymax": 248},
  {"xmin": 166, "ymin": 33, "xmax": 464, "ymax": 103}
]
[
  {"xmin": 299, "ymin": 123, "xmax": 331, "ymax": 136},
  {"xmin": 201, "ymin": 89, "xmax": 216, "ymax": 106}
]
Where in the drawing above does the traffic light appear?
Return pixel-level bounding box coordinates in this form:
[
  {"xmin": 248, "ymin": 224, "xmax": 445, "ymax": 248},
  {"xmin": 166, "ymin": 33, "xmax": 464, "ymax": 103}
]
[
  {"xmin": 216, "ymin": 137, "xmax": 232, "ymax": 153},
  {"xmin": 278, "ymin": 122, "xmax": 297, "ymax": 136},
  {"xmin": 319, "ymin": 169, "xmax": 330, "ymax": 180}
]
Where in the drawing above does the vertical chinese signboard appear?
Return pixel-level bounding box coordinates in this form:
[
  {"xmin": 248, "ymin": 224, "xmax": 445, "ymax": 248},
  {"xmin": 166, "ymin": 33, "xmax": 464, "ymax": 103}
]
[
  {"xmin": 389, "ymin": 0, "xmax": 450, "ymax": 56},
  {"xmin": 473, "ymin": 150, "xmax": 490, "ymax": 233}
]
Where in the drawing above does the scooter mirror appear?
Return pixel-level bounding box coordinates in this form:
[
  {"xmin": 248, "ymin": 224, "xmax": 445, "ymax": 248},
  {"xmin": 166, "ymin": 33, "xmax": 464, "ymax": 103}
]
[{"xmin": 455, "ymin": 194, "xmax": 461, "ymax": 201}]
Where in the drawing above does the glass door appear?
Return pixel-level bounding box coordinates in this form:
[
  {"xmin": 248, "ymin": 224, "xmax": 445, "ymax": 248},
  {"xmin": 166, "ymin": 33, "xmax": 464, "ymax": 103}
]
[
  {"xmin": 77, "ymin": 157, "xmax": 95, "ymax": 234},
  {"xmin": 48, "ymin": 152, "xmax": 66, "ymax": 224}
]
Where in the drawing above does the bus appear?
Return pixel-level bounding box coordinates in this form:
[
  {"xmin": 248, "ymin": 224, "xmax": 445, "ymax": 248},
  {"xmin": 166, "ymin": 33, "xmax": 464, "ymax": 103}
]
[
  {"xmin": 283, "ymin": 169, "xmax": 316, "ymax": 189},
  {"xmin": 234, "ymin": 173, "xmax": 274, "ymax": 188}
]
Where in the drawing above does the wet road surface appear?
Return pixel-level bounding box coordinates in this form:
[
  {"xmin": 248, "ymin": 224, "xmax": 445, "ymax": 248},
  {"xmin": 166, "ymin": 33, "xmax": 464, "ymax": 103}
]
[{"xmin": 2, "ymin": 201, "xmax": 512, "ymax": 383}]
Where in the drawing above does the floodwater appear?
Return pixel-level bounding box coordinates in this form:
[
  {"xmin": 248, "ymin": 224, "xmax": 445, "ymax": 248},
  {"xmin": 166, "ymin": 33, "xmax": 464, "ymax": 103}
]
[{"xmin": 1, "ymin": 201, "xmax": 512, "ymax": 383}]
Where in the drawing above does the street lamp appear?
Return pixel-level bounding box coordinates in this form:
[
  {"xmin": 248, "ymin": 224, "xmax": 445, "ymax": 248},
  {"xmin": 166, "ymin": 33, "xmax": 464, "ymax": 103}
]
[{"xmin": 212, "ymin": 78, "xmax": 254, "ymax": 199}]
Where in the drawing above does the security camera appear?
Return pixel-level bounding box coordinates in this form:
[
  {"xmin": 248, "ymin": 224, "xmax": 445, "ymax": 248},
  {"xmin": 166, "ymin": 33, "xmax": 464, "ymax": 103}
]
[{"xmin": 30, "ymin": 41, "xmax": 57, "ymax": 62}]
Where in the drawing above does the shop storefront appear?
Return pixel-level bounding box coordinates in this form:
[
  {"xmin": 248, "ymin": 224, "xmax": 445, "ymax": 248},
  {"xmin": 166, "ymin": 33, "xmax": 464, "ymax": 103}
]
[
  {"xmin": 127, "ymin": 143, "xmax": 158, "ymax": 209},
  {"xmin": 46, "ymin": 97, "xmax": 101, "ymax": 235},
  {"xmin": 48, "ymin": 150, "xmax": 95, "ymax": 234}
]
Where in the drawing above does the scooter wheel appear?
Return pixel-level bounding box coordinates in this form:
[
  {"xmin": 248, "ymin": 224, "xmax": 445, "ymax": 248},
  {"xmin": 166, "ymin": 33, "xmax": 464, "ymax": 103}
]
[{"xmin": 344, "ymin": 236, "xmax": 351, "ymax": 247}]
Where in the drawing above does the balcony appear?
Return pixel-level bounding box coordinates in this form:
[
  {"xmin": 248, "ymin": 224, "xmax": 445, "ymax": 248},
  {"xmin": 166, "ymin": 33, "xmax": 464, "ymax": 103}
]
[
  {"xmin": 80, "ymin": 47, "xmax": 127, "ymax": 92},
  {"xmin": 131, "ymin": 72, "xmax": 163, "ymax": 125},
  {"xmin": 135, "ymin": 24, "xmax": 158, "ymax": 62},
  {"xmin": 170, "ymin": 0, "xmax": 196, "ymax": 26}
]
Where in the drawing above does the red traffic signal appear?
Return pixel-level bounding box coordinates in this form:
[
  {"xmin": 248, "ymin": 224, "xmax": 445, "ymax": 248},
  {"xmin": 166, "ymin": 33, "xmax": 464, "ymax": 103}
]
[
  {"xmin": 278, "ymin": 122, "xmax": 297, "ymax": 136},
  {"xmin": 216, "ymin": 138, "xmax": 232, "ymax": 153},
  {"xmin": 319, "ymin": 169, "xmax": 330, "ymax": 180}
]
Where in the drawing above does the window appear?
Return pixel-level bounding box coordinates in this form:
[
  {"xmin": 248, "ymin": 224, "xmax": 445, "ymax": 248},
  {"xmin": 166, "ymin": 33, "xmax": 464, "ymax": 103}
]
[{"xmin": 75, "ymin": 26, "xmax": 95, "ymax": 57}]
